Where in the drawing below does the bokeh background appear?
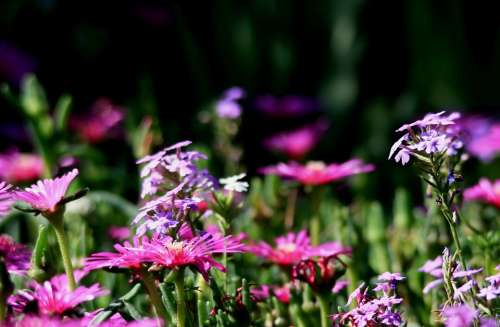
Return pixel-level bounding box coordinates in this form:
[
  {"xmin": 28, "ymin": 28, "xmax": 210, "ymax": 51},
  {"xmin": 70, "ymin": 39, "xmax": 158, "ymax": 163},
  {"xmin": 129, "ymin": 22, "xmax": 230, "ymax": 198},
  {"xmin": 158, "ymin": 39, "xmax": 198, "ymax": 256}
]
[{"xmin": 1, "ymin": 0, "xmax": 499, "ymax": 204}]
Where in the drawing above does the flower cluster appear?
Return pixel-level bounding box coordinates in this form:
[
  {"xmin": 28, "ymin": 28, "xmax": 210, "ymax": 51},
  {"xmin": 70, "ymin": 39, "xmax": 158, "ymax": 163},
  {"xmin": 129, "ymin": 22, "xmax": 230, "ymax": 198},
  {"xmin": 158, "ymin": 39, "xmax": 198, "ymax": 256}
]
[
  {"xmin": 248, "ymin": 230, "xmax": 351, "ymax": 267},
  {"xmin": 389, "ymin": 111, "xmax": 463, "ymax": 165},
  {"xmin": 459, "ymin": 116, "xmax": 500, "ymax": 162},
  {"xmin": 332, "ymin": 272, "xmax": 405, "ymax": 326},
  {"xmin": 259, "ymin": 159, "xmax": 374, "ymax": 186},
  {"xmin": 135, "ymin": 141, "xmax": 217, "ymax": 235},
  {"xmin": 85, "ymin": 233, "xmax": 244, "ymax": 280}
]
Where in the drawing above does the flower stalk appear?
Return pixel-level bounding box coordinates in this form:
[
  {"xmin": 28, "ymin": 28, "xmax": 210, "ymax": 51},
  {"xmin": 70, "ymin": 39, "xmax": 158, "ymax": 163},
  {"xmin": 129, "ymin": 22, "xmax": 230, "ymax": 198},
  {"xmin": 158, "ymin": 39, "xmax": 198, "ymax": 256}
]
[
  {"xmin": 140, "ymin": 269, "xmax": 168, "ymax": 321},
  {"xmin": 51, "ymin": 218, "xmax": 76, "ymax": 291},
  {"xmin": 174, "ymin": 268, "xmax": 187, "ymax": 327}
]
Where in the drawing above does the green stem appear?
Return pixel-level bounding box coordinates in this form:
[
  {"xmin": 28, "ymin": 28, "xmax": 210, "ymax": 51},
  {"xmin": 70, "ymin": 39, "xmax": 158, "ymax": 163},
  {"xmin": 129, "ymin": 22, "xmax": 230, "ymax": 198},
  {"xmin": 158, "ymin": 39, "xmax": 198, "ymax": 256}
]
[
  {"xmin": 52, "ymin": 222, "xmax": 76, "ymax": 291},
  {"xmin": 141, "ymin": 270, "xmax": 168, "ymax": 321},
  {"xmin": 310, "ymin": 187, "xmax": 324, "ymax": 245},
  {"xmin": 317, "ymin": 294, "xmax": 330, "ymax": 327},
  {"xmin": 174, "ymin": 268, "xmax": 187, "ymax": 327}
]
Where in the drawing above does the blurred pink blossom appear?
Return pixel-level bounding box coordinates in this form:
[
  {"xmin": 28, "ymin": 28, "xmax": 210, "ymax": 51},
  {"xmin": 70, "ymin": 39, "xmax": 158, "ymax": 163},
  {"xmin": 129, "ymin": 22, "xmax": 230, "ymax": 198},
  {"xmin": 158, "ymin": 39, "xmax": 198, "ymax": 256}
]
[
  {"xmin": 464, "ymin": 178, "xmax": 500, "ymax": 208},
  {"xmin": 0, "ymin": 149, "xmax": 43, "ymax": 183}
]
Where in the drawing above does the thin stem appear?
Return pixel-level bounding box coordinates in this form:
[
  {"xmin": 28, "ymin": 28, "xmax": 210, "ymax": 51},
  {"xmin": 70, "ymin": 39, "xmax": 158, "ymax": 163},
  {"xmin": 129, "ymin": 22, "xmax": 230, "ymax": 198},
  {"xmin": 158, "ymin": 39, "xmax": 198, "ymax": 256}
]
[
  {"xmin": 52, "ymin": 222, "xmax": 76, "ymax": 291},
  {"xmin": 141, "ymin": 269, "xmax": 168, "ymax": 321},
  {"xmin": 317, "ymin": 294, "xmax": 330, "ymax": 327},
  {"xmin": 285, "ymin": 187, "xmax": 298, "ymax": 230},
  {"xmin": 174, "ymin": 268, "xmax": 187, "ymax": 327},
  {"xmin": 310, "ymin": 187, "xmax": 324, "ymax": 245}
]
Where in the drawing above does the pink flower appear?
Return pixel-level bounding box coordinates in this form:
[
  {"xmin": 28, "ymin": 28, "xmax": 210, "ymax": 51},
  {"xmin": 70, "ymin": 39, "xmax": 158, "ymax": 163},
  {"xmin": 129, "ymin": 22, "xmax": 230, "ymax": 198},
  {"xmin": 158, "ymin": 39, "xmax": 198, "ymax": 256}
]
[
  {"xmin": 108, "ymin": 226, "xmax": 131, "ymax": 241},
  {"xmin": 84, "ymin": 236, "xmax": 153, "ymax": 271},
  {"xmin": 263, "ymin": 120, "xmax": 329, "ymax": 159},
  {"xmin": 463, "ymin": 178, "xmax": 500, "ymax": 208},
  {"xmin": 259, "ymin": 159, "xmax": 374, "ymax": 186},
  {"xmin": 0, "ymin": 182, "xmax": 13, "ymax": 217},
  {"xmin": 142, "ymin": 233, "xmax": 245, "ymax": 280},
  {"xmin": 248, "ymin": 230, "xmax": 350, "ymax": 266},
  {"xmin": 9, "ymin": 270, "xmax": 108, "ymax": 316},
  {"xmin": 0, "ymin": 149, "xmax": 43, "ymax": 183},
  {"xmin": 13, "ymin": 169, "xmax": 79, "ymax": 214},
  {"xmin": 441, "ymin": 304, "xmax": 477, "ymax": 327},
  {"xmin": 70, "ymin": 98, "xmax": 124, "ymax": 143},
  {"xmin": 458, "ymin": 116, "xmax": 500, "ymax": 162},
  {"xmin": 0, "ymin": 234, "xmax": 31, "ymax": 275},
  {"xmin": 15, "ymin": 314, "xmax": 162, "ymax": 327},
  {"xmin": 85, "ymin": 234, "xmax": 244, "ymax": 280}
]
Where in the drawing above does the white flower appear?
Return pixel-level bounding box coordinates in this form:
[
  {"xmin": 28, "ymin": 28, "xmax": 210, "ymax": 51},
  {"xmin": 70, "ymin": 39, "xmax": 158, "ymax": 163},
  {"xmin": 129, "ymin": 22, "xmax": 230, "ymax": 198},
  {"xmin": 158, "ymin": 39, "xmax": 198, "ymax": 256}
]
[{"xmin": 219, "ymin": 173, "xmax": 249, "ymax": 192}]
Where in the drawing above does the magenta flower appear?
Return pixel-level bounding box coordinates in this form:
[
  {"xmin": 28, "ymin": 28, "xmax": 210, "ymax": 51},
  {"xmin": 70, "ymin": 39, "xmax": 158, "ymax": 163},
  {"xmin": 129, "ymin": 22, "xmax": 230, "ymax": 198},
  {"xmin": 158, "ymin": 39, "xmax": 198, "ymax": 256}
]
[
  {"xmin": 86, "ymin": 234, "xmax": 244, "ymax": 280},
  {"xmin": 248, "ymin": 230, "xmax": 350, "ymax": 266},
  {"xmin": 13, "ymin": 169, "xmax": 79, "ymax": 214},
  {"xmin": 0, "ymin": 149, "xmax": 43, "ymax": 183},
  {"xmin": 0, "ymin": 182, "xmax": 13, "ymax": 217},
  {"xmin": 463, "ymin": 178, "xmax": 500, "ymax": 208},
  {"xmin": 70, "ymin": 98, "xmax": 124, "ymax": 143},
  {"xmin": 15, "ymin": 314, "xmax": 162, "ymax": 327},
  {"xmin": 0, "ymin": 234, "xmax": 31, "ymax": 275},
  {"xmin": 441, "ymin": 304, "xmax": 477, "ymax": 327},
  {"xmin": 255, "ymin": 95, "xmax": 318, "ymax": 117},
  {"xmin": 84, "ymin": 236, "xmax": 153, "ymax": 271},
  {"xmin": 259, "ymin": 159, "xmax": 374, "ymax": 186},
  {"xmin": 142, "ymin": 233, "xmax": 244, "ymax": 280},
  {"xmin": 215, "ymin": 87, "xmax": 245, "ymax": 119},
  {"xmin": 9, "ymin": 270, "xmax": 108, "ymax": 316},
  {"xmin": 263, "ymin": 120, "xmax": 329, "ymax": 159},
  {"xmin": 108, "ymin": 226, "xmax": 131, "ymax": 241}
]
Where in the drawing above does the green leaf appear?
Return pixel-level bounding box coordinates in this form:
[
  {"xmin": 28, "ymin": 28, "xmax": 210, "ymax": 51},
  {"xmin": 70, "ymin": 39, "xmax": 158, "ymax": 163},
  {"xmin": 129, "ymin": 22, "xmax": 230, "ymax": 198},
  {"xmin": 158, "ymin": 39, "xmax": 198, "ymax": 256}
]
[
  {"xmin": 54, "ymin": 94, "xmax": 73, "ymax": 132},
  {"xmin": 20, "ymin": 74, "xmax": 49, "ymax": 117}
]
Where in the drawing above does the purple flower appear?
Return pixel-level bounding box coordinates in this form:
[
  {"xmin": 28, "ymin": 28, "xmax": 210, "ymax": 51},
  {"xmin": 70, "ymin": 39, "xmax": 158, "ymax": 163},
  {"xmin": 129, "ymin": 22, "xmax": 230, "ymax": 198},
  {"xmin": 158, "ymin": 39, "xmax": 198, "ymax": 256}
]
[
  {"xmin": 478, "ymin": 271, "xmax": 500, "ymax": 301},
  {"xmin": 458, "ymin": 116, "xmax": 500, "ymax": 161},
  {"xmin": 441, "ymin": 304, "xmax": 477, "ymax": 327},
  {"xmin": 13, "ymin": 169, "xmax": 79, "ymax": 214},
  {"xmin": 263, "ymin": 120, "xmax": 329, "ymax": 159},
  {"xmin": 255, "ymin": 95, "xmax": 318, "ymax": 117},
  {"xmin": 389, "ymin": 111, "xmax": 463, "ymax": 165},
  {"xmin": 0, "ymin": 182, "xmax": 13, "ymax": 218},
  {"xmin": 0, "ymin": 234, "xmax": 31, "ymax": 275},
  {"xmin": 0, "ymin": 41, "xmax": 36, "ymax": 85},
  {"xmin": 215, "ymin": 87, "xmax": 245, "ymax": 119}
]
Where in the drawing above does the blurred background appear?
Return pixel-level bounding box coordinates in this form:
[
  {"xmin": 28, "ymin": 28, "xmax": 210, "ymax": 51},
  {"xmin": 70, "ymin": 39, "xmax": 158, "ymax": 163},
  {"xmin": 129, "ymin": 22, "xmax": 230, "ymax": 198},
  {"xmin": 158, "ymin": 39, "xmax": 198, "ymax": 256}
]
[{"xmin": 1, "ymin": 0, "xmax": 499, "ymax": 205}]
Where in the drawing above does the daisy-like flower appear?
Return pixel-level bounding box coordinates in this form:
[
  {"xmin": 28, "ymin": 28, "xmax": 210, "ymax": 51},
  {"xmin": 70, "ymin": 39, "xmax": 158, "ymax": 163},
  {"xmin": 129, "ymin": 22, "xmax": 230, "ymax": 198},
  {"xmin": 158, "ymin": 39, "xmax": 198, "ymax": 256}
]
[
  {"xmin": 0, "ymin": 234, "xmax": 31, "ymax": 275},
  {"xmin": 248, "ymin": 230, "xmax": 351, "ymax": 266},
  {"xmin": 15, "ymin": 314, "xmax": 162, "ymax": 327},
  {"xmin": 0, "ymin": 149, "xmax": 43, "ymax": 183},
  {"xmin": 142, "ymin": 233, "xmax": 244, "ymax": 280},
  {"xmin": 0, "ymin": 181, "xmax": 13, "ymax": 217},
  {"xmin": 255, "ymin": 95, "xmax": 318, "ymax": 118},
  {"xmin": 84, "ymin": 236, "xmax": 153, "ymax": 271},
  {"xmin": 259, "ymin": 159, "xmax": 374, "ymax": 186},
  {"xmin": 389, "ymin": 111, "xmax": 463, "ymax": 165},
  {"xmin": 263, "ymin": 120, "xmax": 329, "ymax": 159},
  {"xmin": 86, "ymin": 234, "xmax": 244, "ymax": 280},
  {"xmin": 70, "ymin": 98, "xmax": 124, "ymax": 143},
  {"xmin": 9, "ymin": 270, "xmax": 108, "ymax": 316},
  {"xmin": 13, "ymin": 169, "xmax": 79, "ymax": 215},
  {"xmin": 219, "ymin": 173, "xmax": 249, "ymax": 192},
  {"xmin": 463, "ymin": 178, "xmax": 500, "ymax": 208},
  {"xmin": 215, "ymin": 87, "xmax": 245, "ymax": 119}
]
